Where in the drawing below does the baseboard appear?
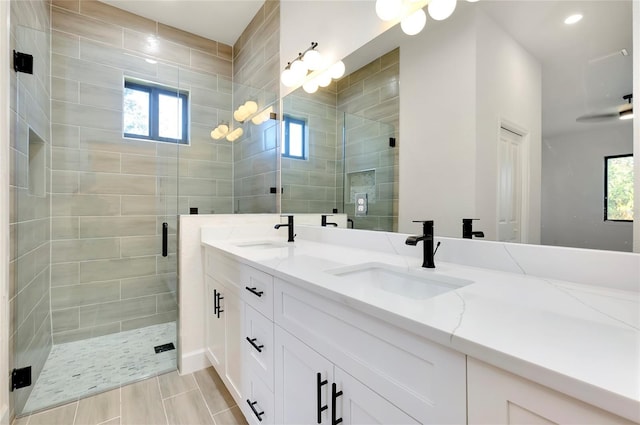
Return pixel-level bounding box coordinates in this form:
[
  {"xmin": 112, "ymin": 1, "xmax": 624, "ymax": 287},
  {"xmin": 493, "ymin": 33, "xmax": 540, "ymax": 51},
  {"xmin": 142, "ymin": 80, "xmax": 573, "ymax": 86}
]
[
  {"xmin": 1, "ymin": 404, "xmax": 10, "ymax": 425},
  {"xmin": 179, "ymin": 349, "xmax": 209, "ymax": 375}
]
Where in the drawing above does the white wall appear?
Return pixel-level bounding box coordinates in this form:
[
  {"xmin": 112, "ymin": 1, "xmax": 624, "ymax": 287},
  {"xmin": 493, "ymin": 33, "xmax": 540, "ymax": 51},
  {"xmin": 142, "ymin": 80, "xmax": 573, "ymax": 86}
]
[
  {"xmin": 475, "ymin": 11, "xmax": 542, "ymax": 243},
  {"xmin": 398, "ymin": 7, "xmax": 541, "ymax": 238},
  {"xmin": 542, "ymin": 125, "xmax": 634, "ymax": 252},
  {"xmin": 398, "ymin": 7, "xmax": 478, "ymax": 236},
  {"xmin": 0, "ymin": 0, "xmax": 10, "ymax": 421}
]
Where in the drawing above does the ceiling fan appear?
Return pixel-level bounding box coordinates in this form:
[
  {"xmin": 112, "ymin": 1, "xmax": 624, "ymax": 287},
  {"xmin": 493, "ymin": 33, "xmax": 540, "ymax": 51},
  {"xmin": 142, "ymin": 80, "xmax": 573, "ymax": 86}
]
[{"xmin": 576, "ymin": 94, "xmax": 633, "ymax": 123}]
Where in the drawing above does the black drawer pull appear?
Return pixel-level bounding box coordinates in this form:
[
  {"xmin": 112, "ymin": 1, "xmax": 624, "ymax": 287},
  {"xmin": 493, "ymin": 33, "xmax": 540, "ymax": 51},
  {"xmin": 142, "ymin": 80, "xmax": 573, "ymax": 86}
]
[
  {"xmin": 331, "ymin": 383, "xmax": 343, "ymax": 425},
  {"xmin": 245, "ymin": 286, "xmax": 264, "ymax": 297},
  {"xmin": 316, "ymin": 373, "xmax": 328, "ymax": 424},
  {"xmin": 246, "ymin": 337, "xmax": 264, "ymax": 353},
  {"xmin": 246, "ymin": 399, "xmax": 265, "ymax": 421}
]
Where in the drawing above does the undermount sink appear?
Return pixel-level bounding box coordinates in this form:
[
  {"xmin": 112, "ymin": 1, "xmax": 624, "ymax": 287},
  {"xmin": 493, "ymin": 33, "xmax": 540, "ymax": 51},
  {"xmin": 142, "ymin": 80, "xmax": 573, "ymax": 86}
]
[
  {"xmin": 326, "ymin": 262, "xmax": 473, "ymax": 299},
  {"xmin": 234, "ymin": 240, "xmax": 289, "ymax": 249}
]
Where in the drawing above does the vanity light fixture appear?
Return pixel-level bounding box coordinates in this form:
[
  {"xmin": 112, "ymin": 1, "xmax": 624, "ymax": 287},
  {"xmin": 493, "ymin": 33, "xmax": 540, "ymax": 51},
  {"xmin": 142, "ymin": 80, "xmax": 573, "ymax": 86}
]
[
  {"xmin": 564, "ymin": 14, "xmax": 583, "ymax": 25},
  {"xmin": 281, "ymin": 42, "xmax": 321, "ymax": 88},
  {"xmin": 233, "ymin": 100, "xmax": 258, "ymax": 123},
  {"xmin": 281, "ymin": 42, "xmax": 346, "ymax": 93},
  {"xmin": 225, "ymin": 127, "xmax": 244, "ymax": 142},
  {"xmin": 210, "ymin": 123, "xmax": 230, "ymax": 140},
  {"xmin": 251, "ymin": 106, "xmax": 276, "ymax": 125},
  {"xmin": 375, "ymin": 0, "xmax": 460, "ymax": 36}
]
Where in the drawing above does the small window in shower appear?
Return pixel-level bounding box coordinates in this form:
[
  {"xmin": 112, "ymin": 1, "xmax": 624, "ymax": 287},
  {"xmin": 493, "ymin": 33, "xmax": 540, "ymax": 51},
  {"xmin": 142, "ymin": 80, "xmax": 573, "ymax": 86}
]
[
  {"xmin": 282, "ymin": 115, "xmax": 307, "ymax": 160},
  {"xmin": 123, "ymin": 79, "xmax": 189, "ymax": 144},
  {"xmin": 28, "ymin": 129, "xmax": 45, "ymax": 197},
  {"xmin": 604, "ymin": 154, "xmax": 633, "ymax": 221}
]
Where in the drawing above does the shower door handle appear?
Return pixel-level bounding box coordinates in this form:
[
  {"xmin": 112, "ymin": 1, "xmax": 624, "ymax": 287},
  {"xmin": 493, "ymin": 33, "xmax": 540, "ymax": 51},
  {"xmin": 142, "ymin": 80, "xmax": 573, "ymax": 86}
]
[{"xmin": 162, "ymin": 222, "xmax": 168, "ymax": 257}]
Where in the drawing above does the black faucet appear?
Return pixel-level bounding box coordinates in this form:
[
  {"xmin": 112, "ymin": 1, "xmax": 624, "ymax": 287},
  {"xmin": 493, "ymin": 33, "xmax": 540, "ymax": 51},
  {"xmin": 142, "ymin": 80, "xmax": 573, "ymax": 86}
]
[
  {"xmin": 405, "ymin": 220, "xmax": 440, "ymax": 268},
  {"xmin": 321, "ymin": 215, "xmax": 338, "ymax": 227},
  {"xmin": 274, "ymin": 215, "xmax": 295, "ymax": 242},
  {"xmin": 462, "ymin": 218, "xmax": 484, "ymax": 239}
]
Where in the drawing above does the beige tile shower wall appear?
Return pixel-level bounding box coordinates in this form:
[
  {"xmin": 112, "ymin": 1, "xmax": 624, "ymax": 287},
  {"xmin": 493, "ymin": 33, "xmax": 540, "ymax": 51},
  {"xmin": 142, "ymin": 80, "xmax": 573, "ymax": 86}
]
[
  {"xmin": 50, "ymin": 0, "xmax": 233, "ymax": 343},
  {"xmin": 281, "ymin": 87, "xmax": 339, "ymax": 214},
  {"xmin": 337, "ymin": 48, "xmax": 399, "ymax": 231},
  {"xmin": 9, "ymin": 0, "xmax": 52, "ymax": 416},
  {"xmin": 232, "ymin": 1, "xmax": 280, "ymax": 213}
]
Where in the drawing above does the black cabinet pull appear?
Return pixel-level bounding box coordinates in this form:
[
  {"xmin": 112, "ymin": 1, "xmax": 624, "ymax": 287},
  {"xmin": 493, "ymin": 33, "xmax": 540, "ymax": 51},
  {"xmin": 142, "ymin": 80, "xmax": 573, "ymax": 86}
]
[
  {"xmin": 246, "ymin": 399, "xmax": 265, "ymax": 422},
  {"xmin": 316, "ymin": 373, "xmax": 328, "ymax": 424},
  {"xmin": 213, "ymin": 289, "xmax": 218, "ymax": 316},
  {"xmin": 331, "ymin": 383, "xmax": 343, "ymax": 425},
  {"xmin": 245, "ymin": 286, "xmax": 264, "ymax": 298},
  {"xmin": 215, "ymin": 291, "xmax": 224, "ymax": 318},
  {"xmin": 246, "ymin": 337, "xmax": 264, "ymax": 353}
]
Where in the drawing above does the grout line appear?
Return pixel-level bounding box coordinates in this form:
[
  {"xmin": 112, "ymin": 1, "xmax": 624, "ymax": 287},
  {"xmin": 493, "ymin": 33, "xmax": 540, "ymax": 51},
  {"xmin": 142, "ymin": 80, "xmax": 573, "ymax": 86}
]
[
  {"xmin": 70, "ymin": 401, "xmax": 79, "ymax": 425},
  {"xmin": 158, "ymin": 377, "xmax": 171, "ymax": 425},
  {"xmin": 192, "ymin": 371, "xmax": 218, "ymax": 421}
]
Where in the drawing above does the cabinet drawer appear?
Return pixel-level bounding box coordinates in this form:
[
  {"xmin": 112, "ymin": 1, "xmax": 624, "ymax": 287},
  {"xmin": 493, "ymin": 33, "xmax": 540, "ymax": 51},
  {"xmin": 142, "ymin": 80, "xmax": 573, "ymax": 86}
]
[
  {"xmin": 244, "ymin": 305, "xmax": 275, "ymax": 391},
  {"xmin": 242, "ymin": 372, "xmax": 275, "ymax": 425},
  {"xmin": 274, "ymin": 278, "xmax": 466, "ymax": 425},
  {"xmin": 240, "ymin": 266, "xmax": 274, "ymax": 320}
]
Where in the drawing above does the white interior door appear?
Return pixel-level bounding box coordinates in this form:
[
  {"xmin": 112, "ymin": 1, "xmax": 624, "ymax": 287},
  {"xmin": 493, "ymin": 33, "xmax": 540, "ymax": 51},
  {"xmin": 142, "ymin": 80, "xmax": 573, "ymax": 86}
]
[{"xmin": 497, "ymin": 127, "xmax": 525, "ymax": 243}]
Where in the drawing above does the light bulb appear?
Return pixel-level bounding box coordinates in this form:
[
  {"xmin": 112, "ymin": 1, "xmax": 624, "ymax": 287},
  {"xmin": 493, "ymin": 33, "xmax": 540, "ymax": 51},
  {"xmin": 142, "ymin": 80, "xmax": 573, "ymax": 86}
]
[
  {"xmin": 244, "ymin": 101, "xmax": 258, "ymax": 116},
  {"xmin": 281, "ymin": 68, "xmax": 297, "ymax": 87},
  {"xmin": 303, "ymin": 49, "xmax": 323, "ymax": 71},
  {"xmin": 317, "ymin": 71, "xmax": 332, "ymax": 87},
  {"xmin": 376, "ymin": 0, "xmax": 402, "ymax": 21},
  {"xmin": 251, "ymin": 114, "xmax": 264, "ymax": 125},
  {"xmin": 401, "ymin": 8, "xmax": 427, "ymax": 35},
  {"xmin": 290, "ymin": 60, "xmax": 308, "ymax": 79},
  {"xmin": 226, "ymin": 127, "xmax": 243, "ymax": 142},
  {"xmin": 303, "ymin": 79, "xmax": 319, "ymax": 94},
  {"xmin": 233, "ymin": 109, "xmax": 243, "ymax": 122},
  {"xmin": 428, "ymin": 0, "xmax": 456, "ymax": 21},
  {"xmin": 211, "ymin": 129, "xmax": 221, "ymax": 140},
  {"xmin": 329, "ymin": 61, "xmax": 345, "ymax": 79}
]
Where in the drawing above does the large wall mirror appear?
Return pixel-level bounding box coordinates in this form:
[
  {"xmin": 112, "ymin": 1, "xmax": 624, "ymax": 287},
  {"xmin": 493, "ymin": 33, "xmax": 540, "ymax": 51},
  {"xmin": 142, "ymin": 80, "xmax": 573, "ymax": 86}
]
[{"xmin": 281, "ymin": 0, "xmax": 634, "ymax": 252}]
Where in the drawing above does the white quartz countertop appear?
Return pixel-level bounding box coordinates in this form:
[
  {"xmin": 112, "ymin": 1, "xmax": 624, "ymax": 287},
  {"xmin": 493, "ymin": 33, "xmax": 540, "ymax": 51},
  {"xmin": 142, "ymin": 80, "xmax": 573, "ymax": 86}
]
[{"xmin": 201, "ymin": 233, "xmax": 640, "ymax": 422}]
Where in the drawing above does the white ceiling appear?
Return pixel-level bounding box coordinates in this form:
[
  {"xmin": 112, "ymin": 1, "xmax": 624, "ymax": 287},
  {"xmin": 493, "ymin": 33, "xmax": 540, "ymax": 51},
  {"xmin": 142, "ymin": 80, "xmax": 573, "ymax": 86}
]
[
  {"xmin": 478, "ymin": 0, "xmax": 633, "ymax": 138},
  {"xmin": 99, "ymin": 0, "xmax": 265, "ymax": 46}
]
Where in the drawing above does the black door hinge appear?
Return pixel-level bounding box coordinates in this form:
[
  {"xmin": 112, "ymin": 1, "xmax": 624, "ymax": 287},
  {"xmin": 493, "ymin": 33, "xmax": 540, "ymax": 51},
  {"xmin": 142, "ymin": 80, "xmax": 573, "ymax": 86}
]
[
  {"xmin": 13, "ymin": 51, "xmax": 34, "ymax": 74},
  {"xmin": 11, "ymin": 366, "xmax": 32, "ymax": 391}
]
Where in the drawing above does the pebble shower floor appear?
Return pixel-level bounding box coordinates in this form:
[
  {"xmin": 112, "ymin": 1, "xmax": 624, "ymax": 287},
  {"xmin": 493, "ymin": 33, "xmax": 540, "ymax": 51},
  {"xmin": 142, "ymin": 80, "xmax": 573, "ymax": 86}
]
[{"xmin": 23, "ymin": 322, "xmax": 177, "ymax": 413}]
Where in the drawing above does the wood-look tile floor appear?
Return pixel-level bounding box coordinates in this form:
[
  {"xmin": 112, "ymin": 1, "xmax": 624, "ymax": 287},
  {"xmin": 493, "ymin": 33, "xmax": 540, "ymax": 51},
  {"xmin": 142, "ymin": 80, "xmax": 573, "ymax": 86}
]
[{"xmin": 13, "ymin": 368, "xmax": 248, "ymax": 425}]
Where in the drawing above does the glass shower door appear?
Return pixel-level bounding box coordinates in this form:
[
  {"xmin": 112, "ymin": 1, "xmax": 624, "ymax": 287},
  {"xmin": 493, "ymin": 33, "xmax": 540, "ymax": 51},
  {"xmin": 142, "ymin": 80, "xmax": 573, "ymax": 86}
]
[
  {"xmin": 12, "ymin": 38, "xmax": 181, "ymax": 415},
  {"xmin": 342, "ymin": 112, "xmax": 398, "ymax": 231},
  {"xmin": 10, "ymin": 24, "xmax": 52, "ymax": 416}
]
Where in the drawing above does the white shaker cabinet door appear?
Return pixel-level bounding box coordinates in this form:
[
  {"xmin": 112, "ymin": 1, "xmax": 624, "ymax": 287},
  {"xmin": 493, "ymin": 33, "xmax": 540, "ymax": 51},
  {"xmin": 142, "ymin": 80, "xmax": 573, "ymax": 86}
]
[
  {"xmin": 467, "ymin": 357, "xmax": 638, "ymax": 425},
  {"xmin": 205, "ymin": 276, "xmax": 225, "ymax": 370},
  {"xmin": 274, "ymin": 326, "xmax": 333, "ymax": 425}
]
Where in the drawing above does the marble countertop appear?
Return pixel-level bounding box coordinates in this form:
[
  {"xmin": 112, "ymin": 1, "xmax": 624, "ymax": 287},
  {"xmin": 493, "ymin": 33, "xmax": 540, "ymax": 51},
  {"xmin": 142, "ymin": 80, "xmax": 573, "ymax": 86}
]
[{"xmin": 201, "ymin": 231, "xmax": 640, "ymax": 422}]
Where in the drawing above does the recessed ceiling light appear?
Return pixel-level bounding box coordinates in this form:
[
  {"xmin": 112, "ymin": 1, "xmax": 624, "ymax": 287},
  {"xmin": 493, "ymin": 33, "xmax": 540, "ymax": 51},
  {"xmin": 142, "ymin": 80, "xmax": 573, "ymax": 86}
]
[
  {"xmin": 564, "ymin": 14, "xmax": 583, "ymax": 25},
  {"xmin": 145, "ymin": 58, "xmax": 157, "ymax": 64}
]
